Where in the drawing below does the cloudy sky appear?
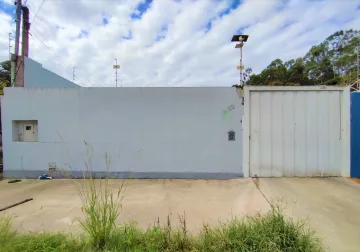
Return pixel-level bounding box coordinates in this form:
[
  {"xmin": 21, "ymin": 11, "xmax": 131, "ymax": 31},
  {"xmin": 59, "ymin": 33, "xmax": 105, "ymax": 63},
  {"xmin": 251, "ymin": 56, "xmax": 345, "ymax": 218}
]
[{"xmin": 0, "ymin": 0, "xmax": 359, "ymax": 87}]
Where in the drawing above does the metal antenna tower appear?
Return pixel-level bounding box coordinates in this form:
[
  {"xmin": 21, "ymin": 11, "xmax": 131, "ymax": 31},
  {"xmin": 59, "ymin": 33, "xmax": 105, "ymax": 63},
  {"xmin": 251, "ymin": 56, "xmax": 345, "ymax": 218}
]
[
  {"xmin": 113, "ymin": 59, "xmax": 120, "ymax": 87},
  {"xmin": 8, "ymin": 33, "xmax": 12, "ymax": 61},
  {"xmin": 72, "ymin": 67, "xmax": 75, "ymax": 82}
]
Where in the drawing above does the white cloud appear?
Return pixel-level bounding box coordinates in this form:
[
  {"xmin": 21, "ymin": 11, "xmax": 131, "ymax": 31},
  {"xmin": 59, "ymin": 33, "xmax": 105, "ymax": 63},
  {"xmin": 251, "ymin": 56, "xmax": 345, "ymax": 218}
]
[
  {"xmin": 0, "ymin": 0, "xmax": 359, "ymax": 87},
  {"xmin": 0, "ymin": 11, "xmax": 13, "ymax": 60}
]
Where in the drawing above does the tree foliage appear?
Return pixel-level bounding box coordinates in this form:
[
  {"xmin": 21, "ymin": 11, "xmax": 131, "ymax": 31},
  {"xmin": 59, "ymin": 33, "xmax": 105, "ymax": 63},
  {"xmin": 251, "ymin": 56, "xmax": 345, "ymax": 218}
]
[
  {"xmin": 0, "ymin": 60, "xmax": 11, "ymax": 95},
  {"xmin": 243, "ymin": 29, "xmax": 359, "ymax": 86}
]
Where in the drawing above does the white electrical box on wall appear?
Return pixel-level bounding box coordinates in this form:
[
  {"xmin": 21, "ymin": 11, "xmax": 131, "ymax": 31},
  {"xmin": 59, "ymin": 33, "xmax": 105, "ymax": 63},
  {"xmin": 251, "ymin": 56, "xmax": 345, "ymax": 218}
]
[
  {"xmin": 12, "ymin": 120, "xmax": 38, "ymax": 142},
  {"xmin": 23, "ymin": 123, "xmax": 37, "ymax": 142}
]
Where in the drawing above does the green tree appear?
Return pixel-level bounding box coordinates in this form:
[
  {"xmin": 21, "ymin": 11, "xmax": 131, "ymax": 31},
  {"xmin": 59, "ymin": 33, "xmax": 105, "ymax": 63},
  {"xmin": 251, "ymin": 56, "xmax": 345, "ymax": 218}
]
[
  {"xmin": 284, "ymin": 59, "xmax": 295, "ymax": 69},
  {"xmin": 239, "ymin": 29, "xmax": 359, "ymax": 87},
  {"xmin": 0, "ymin": 60, "xmax": 11, "ymax": 95},
  {"xmin": 287, "ymin": 58, "xmax": 313, "ymax": 85},
  {"xmin": 246, "ymin": 73, "xmax": 263, "ymax": 85},
  {"xmin": 327, "ymin": 30, "xmax": 359, "ymax": 75},
  {"xmin": 233, "ymin": 67, "xmax": 253, "ymax": 88},
  {"xmin": 266, "ymin": 59, "xmax": 287, "ymax": 83}
]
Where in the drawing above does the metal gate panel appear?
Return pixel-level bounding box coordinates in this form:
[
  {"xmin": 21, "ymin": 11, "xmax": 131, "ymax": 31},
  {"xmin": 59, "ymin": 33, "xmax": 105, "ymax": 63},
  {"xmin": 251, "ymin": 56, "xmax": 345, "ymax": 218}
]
[{"xmin": 249, "ymin": 90, "xmax": 342, "ymax": 177}]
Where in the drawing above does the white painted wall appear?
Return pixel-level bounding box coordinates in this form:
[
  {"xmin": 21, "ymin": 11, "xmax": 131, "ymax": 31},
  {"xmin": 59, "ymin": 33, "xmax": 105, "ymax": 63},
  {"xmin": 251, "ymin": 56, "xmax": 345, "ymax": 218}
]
[
  {"xmin": 2, "ymin": 87, "xmax": 244, "ymax": 178},
  {"xmin": 24, "ymin": 57, "xmax": 79, "ymax": 88},
  {"xmin": 243, "ymin": 86, "xmax": 350, "ymax": 177}
]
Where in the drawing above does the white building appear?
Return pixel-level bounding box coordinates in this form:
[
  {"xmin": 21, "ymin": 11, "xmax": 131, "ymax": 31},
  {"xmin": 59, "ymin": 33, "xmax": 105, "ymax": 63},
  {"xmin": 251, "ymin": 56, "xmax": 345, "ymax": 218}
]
[
  {"xmin": 0, "ymin": 83, "xmax": 350, "ymax": 179},
  {"xmin": 23, "ymin": 57, "xmax": 79, "ymax": 88},
  {"xmin": 2, "ymin": 87, "xmax": 244, "ymax": 179}
]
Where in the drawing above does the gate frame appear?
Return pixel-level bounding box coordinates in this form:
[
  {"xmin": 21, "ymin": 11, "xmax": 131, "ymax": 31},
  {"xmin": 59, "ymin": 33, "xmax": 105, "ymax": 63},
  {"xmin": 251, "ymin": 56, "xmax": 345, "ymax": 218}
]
[
  {"xmin": 350, "ymin": 92, "xmax": 360, "ymax": 178},
  {"xmin": 242, "ymin": 86, "xmax": 350, "ymax": 178}
]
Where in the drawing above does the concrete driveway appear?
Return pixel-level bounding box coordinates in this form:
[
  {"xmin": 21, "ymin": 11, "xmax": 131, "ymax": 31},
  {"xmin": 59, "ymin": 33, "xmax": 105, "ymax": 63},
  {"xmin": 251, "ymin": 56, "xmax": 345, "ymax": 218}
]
[
  {"xmin": 0, "ymin": 178, "xmax": 359, "ymax": 252},
  {"xmin": 257, "ymin": 178, "xmax": 360, "ymax": 252}
]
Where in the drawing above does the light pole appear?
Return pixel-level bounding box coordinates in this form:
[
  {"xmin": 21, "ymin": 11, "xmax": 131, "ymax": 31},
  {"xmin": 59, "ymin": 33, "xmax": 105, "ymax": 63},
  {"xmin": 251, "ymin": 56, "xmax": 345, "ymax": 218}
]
[
  {"xmin": 231, "ymin": 34, "xmax": 249, "ymax": 87},
  {"xmin": 231, "ymin": 34, "xmax": 249, "ymax": 105}
]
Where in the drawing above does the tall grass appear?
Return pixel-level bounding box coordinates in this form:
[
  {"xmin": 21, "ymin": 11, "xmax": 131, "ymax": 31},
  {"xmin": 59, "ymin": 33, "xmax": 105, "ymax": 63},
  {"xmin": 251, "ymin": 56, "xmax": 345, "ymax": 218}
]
[
  {"xmin": 75, "ymin": 143, "xmax": 126, "ymax": 250},
  {"xmin": 0, "ymin": 217, "xmax": 15, "ymax": 244},
  {"xmin": 194, "ymin": 204, "xmax": 322, "ymax": 252},
  {"xmin": 0, "ymin": 207, "xmax": 323, "ymax": 252}
]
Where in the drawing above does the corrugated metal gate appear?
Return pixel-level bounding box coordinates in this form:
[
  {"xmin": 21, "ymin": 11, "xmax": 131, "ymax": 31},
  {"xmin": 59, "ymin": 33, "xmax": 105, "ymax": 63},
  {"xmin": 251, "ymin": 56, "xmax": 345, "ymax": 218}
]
[{"xmin": 244, "ymin": 86, "xmax": 350, "ymax": 178}]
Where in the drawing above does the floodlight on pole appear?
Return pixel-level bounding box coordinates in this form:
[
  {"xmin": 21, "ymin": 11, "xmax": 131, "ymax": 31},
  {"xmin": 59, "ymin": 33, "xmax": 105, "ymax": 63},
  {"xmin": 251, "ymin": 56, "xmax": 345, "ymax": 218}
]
[
  {"xmin": 231, "ymin": 34, "xmax": 249, "ymax": 87},
  {"xmin": 231, "ymin": 34, "xmax": 249, "ymax": 105}
]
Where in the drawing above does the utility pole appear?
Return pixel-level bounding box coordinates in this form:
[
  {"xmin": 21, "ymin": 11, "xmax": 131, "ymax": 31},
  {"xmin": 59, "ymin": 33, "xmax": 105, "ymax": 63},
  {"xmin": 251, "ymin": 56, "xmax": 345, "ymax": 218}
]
[
  {"xmin": 21, "ymin": 5, "xmax": 30, "ymax": 57},
  {"xmin": 72, "ymin": 67, "xmax": 75, "ymax": 82},
  {"xmin": 11, "ymin": 0, "xmax": 22, "ymax": 86},
  {"xmin": 239, "ymin": 43, "xmax": 243, "ymax": 85},
  {"xmin": 113, "ymin": 59, "xmax": 120, "ymax": 87},
  {"xmin": 13, "ymin": 4, "xmax": 29, "ymax": 87}
]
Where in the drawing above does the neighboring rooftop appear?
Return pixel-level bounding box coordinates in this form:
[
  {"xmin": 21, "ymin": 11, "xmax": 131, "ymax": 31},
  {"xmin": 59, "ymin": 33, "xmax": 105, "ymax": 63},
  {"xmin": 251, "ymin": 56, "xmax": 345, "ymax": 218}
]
[{"xmin": 24, "ymin": 57, "xmax": 79, "ymax": 88}]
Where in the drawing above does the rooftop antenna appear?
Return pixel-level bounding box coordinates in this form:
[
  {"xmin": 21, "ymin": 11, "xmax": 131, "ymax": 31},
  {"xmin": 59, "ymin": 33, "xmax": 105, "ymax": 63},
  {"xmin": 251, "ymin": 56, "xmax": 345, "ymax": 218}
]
[
  {"xmin": 72, "ymin": 67, "xmax": 75, "ymax": 82},
  {"xmin": 113, "ymin": 59, "xmax": 120, "ymax": 87}
]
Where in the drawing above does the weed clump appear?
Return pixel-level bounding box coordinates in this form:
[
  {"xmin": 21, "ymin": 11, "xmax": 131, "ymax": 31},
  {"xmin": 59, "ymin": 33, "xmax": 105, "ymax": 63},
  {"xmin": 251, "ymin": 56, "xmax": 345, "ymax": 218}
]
[
  {"xmin": 0, "ymin": 206, "xmax": 323, "ymax": 252},
  {"xmin": 75, "ymin": 145, "xmax": 126, "ymax": 250}
]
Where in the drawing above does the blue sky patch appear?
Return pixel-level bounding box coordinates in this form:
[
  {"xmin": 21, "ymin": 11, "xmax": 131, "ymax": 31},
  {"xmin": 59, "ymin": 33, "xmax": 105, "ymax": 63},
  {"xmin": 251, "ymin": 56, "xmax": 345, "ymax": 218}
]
[
  {"xmin": 78, "ymin": 30, "xmax": 88, "ymax": 38},
  {"xmin": 205, "ymin": 21, "xmax": 212, "ymax": 34},
  {"xmin": 101, "ymin": 12, "xmax": 110, "ymax": 26},
  {"xmin": 236, "ymin": 25, "xmax": 250, "ymax": 35},
  {"xmin": 219, "ymin": 0, "xmax": 242, "ymax": 18},
  {"xmin": 0, "ymin": 0, "xmax": 15, "ymax": 16},
  {"xmin": 121, "ymin": 31, "xmax": 133, "ymax": 40},
  {"xmin": 156, "ymin": 24, "xmax": 168, "ymax": 41},
  {"xmin": 56, "ymin": 25, "xmax": 65, "ymax": 31},
  {"xmin": 130, "ymin": 0, "xmax": 152, "ymax": 19},
  {"xmin": 280, "ymin": 22, "xmax": 294, "ymax": 31},
  {"xmin": 328, "ymin": 17, "xmax": 353, "ymax": 26}
]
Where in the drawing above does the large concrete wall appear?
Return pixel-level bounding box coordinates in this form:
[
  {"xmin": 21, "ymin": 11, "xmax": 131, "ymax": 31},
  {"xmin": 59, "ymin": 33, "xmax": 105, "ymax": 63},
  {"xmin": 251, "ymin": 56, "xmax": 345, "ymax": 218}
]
[
  {"xmin": 24, "ymin": 57, "xmax": 79, "ymax": 88},
  {"xmin": 2, "ymin": 87, "xmax": 244, "ymax": 179}
]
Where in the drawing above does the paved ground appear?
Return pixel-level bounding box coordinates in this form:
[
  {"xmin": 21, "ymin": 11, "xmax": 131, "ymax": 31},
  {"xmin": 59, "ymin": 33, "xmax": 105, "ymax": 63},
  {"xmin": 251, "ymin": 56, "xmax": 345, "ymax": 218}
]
[
  {"xmin": 0, "ymin": 178, "xmax": 359, "ymax": 251},
  {"xmin": 257, "ymin": 178, "xmax": 360, "ymax": 252},
  {"xmin": 0, "ymin": 179, "xmax": 269, "ymax": 233}
]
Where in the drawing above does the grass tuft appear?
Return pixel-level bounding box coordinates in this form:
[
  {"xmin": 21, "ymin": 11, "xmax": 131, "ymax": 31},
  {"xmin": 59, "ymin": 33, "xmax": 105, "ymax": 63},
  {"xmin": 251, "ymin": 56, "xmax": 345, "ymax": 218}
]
[
  {"xmin": 0, "ymin": 206, "xmax": 323, "ymax": 252},
  {"xmin": 75, "ymin": 143, "xmax": 126, "ymax": 250}
]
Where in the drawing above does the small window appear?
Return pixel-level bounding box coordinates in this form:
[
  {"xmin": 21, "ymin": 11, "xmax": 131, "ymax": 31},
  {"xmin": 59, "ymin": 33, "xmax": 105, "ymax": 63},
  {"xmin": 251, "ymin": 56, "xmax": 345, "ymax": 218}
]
[
  {"xmin": 228, "ymin": 130, "xmax": 235, "ymax": 141},
  {"xmin": 12, "ymin": 120, "xmax": 38, "ymax": 142}
]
